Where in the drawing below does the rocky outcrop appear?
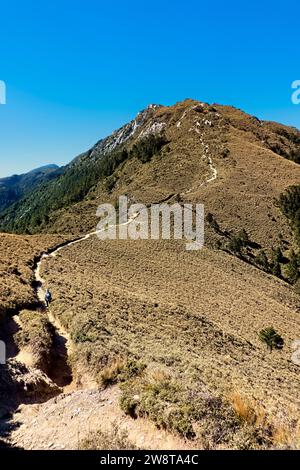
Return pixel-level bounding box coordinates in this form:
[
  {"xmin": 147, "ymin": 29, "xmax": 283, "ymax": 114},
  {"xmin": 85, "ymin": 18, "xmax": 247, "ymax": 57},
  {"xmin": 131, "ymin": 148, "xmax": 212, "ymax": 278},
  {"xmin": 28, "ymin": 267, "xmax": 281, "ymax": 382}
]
[{"xmin": 0, "ymin": 359, "xmax": 61, "ymax": 419}]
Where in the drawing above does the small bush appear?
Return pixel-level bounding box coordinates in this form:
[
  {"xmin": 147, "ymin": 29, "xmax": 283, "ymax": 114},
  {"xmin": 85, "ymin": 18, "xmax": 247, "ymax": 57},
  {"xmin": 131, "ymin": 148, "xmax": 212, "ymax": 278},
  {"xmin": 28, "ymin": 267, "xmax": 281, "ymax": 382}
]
[
  {"xmin": 120, "ymin": 370, "xmax": 240, "ymax": 443},
  {"xmin": 255, "ymin": 250, "xmax": 269, "ymax": 271},
  {"xmin": 119, "ymin": 359, "xmax": 147, "ymax": 381},
  {"xmin": 221, "ymin": 147, "xmax": 230, "ymax": 158},
  {"xmin": 231, "ymin": 425, "xmax": 270, "ymax": 450},
  {"xmin": 104, "ymin": 175, "xmax": 117, "ymax": 193},
  {"xmin": 227, "ymin": 236, "xmax": 243, "ymax": 254},
  {"xmin": 206, "ymin": 213, "xmax": 220, "ymax": 232},
  {"xmin": 15, "ymin": 310, "xmax": 54, "ymax": 371},
  {"xmin": 237, "ymin": 229, "xmax": 250, "ymax": 247},
  {"xmin": 119, "ymin": 395, "xmax": 139, "ymax": 418},
  {"xmin": 286, "ymin": 250, "xmax": 300, "ymax": 284},
  {"xmin": 98, "ymin": 357, "xmax": 127, "ymax": 388},
  {"xmin": 72, "ymin": 331, "xmax": 91, "ymax": 343},
  {"xmin": 79, "ymin": 422, "xmax": 137, "ymax": 450},
  {"xmin": 130, "ymin": 134, "xmax": 168, "ymax": 163},
  {"xmin": 98, "ymin": 357, "xmax": 146, "ymax": 388},
  {"xmin": 229, "ymin": 392, "xmax": 266, "ymax": 426},
  {"xmin": 259, "ymin": 327, "xmax": 284, "ymax": 352}
]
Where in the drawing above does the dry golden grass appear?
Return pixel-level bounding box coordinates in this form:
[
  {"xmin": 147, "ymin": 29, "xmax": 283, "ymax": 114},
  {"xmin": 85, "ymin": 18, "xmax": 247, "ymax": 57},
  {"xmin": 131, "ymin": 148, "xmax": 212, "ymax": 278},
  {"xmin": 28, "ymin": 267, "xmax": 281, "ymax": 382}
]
[
  {"xmin": 2, "ymin": 100, "xmax": 300, "ymax": 448},
  {"xmin": 271, "ymin": 421, "xmax": 300, "ymax": 449},
  {"xmin": 0, "ymin": 233, "xmax": 66, "ymax": 319},
  {"xmin": 15, "ymin": 309, "xmax": 54, "ymax": 373},
  {"xmin": 228, "ymin": 392, "xmax": 267, "ymax": 427},
  {"xmin": 46, "ymin": 100, "xmax": 300, "ymax": 256},
  {"xmin": 79, "ymin": 422, "xmax": 138, "ymax": 450},
  {"xmin": 98, "ymin": 356, "xmax": 127, "ymax": 387},
  {"xmin": 228, "ymin": 391, "xmax": 300, "ymax": 449},
  {"xmin": 40, "ymin": 232, "xmax": 300, "ymax": 447}
]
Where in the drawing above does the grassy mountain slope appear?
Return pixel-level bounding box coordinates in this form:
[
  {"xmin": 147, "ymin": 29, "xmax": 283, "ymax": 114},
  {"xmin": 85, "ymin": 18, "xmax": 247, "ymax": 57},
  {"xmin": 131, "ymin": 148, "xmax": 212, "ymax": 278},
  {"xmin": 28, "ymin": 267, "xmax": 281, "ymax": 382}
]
[
  {"xmin": 1, "ymin": 100, "xmax": 300, "ymax": 244},
  {"xmin": 40, "ymin": 232, "xmax": 300, "ymax": 447},
  {"xmin": 34, "ymin": 100, "xmax": 300, "ymax": 264},
  {"xmin": 0, "ymin": 233, "xmax": 66, "ymax": 319},
  {"xmin": 0, "ymin": 106, "xmax": 160, "ymax": 233},
  {"xmin": 2, "ymin": 99, "xmax": 300, "ymax": 448}
]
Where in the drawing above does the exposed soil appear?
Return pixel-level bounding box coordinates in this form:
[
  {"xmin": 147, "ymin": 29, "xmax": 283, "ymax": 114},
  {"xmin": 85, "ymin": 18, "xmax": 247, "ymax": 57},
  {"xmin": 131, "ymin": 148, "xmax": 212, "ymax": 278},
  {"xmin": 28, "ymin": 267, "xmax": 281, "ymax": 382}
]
[{"xmin": 10, "ymin": 386, "xmax": 193, "ymax": 450}]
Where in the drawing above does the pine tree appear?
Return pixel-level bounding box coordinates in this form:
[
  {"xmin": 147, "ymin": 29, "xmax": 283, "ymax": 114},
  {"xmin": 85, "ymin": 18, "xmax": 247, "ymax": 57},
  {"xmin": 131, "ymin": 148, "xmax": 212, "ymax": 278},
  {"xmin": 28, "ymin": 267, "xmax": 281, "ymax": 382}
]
[
  {"xmin": 228, "ymin": 236, "xmax": 243, "ymax": 254},
  {"xmin": 238, "ymin": 228, "xmax": 250, "ymax": 247},
  {"xmin": 272, "ymin": 247, "xmax": 283, "ymax": 264},
  {"xmin": 259, "ymin": 327, "xmax": 284, "ymax": 352},
  {"xmin": 255, "ymin": 250, "xmax": 269, "ymax": 271},
  {"xmin": 272, "ymin": 260, "xmax": 281, "ymax": 277},
  {"xmin": 206, "ymin": 213, "xmax": 220, "ymax": 232},
  {"xmin": 286, "ymin": 250, "xmax": 300, "ymax": 284}
]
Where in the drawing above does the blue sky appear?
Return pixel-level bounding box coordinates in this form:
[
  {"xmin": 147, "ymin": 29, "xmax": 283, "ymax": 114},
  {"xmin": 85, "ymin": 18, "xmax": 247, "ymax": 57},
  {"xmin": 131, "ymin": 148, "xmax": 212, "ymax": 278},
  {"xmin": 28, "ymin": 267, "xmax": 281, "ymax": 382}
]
[{"xmin": 0, "ymin": 0, "xmax": 299, "ymax": 177}]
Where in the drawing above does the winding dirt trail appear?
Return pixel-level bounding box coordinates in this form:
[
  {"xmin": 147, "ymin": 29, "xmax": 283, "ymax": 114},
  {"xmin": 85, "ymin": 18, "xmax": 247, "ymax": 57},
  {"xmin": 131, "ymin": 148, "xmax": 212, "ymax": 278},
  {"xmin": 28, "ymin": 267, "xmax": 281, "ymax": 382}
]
[
  {"xmin": 33, "ymin": 231, "xmax": 103, "ymax": 391},
  {"xmin": 31, "ymin": 213, "xmax": 141, "ymax": 390},
  {"xmin": 177, "ymin": 108, "xmax": 218, "ymax": 197},
  {"xmin": 8, "ymin": 214, "xmax": 194, "ymax": 450}
]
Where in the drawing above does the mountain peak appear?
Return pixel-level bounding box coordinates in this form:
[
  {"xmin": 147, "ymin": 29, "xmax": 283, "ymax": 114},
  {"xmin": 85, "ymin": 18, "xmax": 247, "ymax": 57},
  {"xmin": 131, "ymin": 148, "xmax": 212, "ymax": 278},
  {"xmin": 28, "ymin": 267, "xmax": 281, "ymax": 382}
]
[{"xmin": 1, "ymin": 99, "xmax": 300, "ymax": 237}]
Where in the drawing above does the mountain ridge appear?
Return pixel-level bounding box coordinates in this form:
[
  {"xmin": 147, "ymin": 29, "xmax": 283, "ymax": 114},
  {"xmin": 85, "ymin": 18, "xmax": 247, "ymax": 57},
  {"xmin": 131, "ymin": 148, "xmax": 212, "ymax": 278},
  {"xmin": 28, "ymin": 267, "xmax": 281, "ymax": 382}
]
[
  {"xmin": 2, "ymin": 99, "xmax": 300, "ymax": 449},
  {"xmin": 0, "ymin": 164, "xmax": 62, "ymax": 214},
  {"xmin": 0, "ymin": 99, "xmax": 300, "ymax": 238}
]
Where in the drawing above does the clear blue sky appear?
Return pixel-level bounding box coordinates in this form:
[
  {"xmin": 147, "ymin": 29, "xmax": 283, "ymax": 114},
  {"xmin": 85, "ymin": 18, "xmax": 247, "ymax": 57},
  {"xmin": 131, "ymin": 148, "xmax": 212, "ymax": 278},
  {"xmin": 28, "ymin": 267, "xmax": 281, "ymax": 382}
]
[{"xmin": 0, "ymin": 0, "xmax": 299, "ymax": 177}]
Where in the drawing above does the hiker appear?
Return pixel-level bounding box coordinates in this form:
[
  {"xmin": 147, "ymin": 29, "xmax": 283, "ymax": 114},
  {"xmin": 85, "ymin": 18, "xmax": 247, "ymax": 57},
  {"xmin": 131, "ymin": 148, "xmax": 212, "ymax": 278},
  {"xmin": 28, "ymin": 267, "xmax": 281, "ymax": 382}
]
[{"xmin": 45, "ymin": 288, "xmax": 52, "ymax": 307}]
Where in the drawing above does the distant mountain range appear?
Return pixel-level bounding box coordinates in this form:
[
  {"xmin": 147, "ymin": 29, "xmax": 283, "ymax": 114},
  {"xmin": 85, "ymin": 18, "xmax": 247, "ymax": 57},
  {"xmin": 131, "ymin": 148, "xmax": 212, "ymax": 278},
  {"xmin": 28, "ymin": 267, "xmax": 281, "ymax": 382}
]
[{"xmin": 0, "ymin": 164, "xmax": 62, "ymax": 213}]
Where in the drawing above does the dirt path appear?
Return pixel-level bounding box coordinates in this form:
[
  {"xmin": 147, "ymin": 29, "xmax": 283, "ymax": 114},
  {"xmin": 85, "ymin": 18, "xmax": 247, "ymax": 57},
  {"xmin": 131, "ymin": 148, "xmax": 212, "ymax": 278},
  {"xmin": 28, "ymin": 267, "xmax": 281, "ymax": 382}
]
[
  {"xmin": 33, "ymin": 213, "xmax": 140, "ymax": 383},
  {"xmin": 10, "ymin": 387, "xmax": 193, "ymax": 450},
  {"xmin": 7, "ymin": 213, "xmax": 194, "ymax": 450},
  {"xmin": 178, "ymin": 108, "xmax": 218, "ymax": 197},
  {"xmin": 196, "ymin": 123, "xmax": 217, "ymax": 185}
]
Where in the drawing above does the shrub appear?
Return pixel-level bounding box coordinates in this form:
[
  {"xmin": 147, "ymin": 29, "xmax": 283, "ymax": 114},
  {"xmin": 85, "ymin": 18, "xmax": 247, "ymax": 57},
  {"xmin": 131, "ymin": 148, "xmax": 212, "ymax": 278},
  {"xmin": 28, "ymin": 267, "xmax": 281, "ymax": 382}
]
[
  {"xmin": 98, "ymin": 357, "xmax": 126, "ymax": 388},
  {"xmin": 259, "ymin": 327, "xmax": 284, "ymax": 352},
  {"xmin": 286, "ymin": 250, "xmax": 300, "ymax": 284},
  {"xmin": 229, "ymin": 392, "xmax": 266, "ymax": 427},
  {"xmin": 227, "ymin": 236, "xmax": 243, "ymax": 254},
  {"xmin": 231, "ymin": 425, "xmax": 270, "ymax": 450},
  {"xmin": 294, "ymin": 278, "xmax": 300, "ymax": 295},
  {"xmin": 119, "ymin": 395, "xmax": 139, "ymax": 418},
  {"xmin": 79, "ymin": 422, "xmax": 137, "ymax": 450},
  {"xmin": 272, "ymin": 261, "xmax": 281, "ymax": 277},
  {"xmin": 278, "ymin": 185, "xmax": 300, "ymax": 247},
  {"xmin": 119, "ymin": 359, "xmax": 146, "ymax": 381},
  {"xmin": 237, "ymin": 229, "xmax": 250, "ymax": 247},
  {"xmin": 98, "ymin": 357, "xmax": 146, "ymax": 388},
  {"xmin": 221, "ymin": 147, "xmax": 230, "ymax": 158},
  {"xmin": 120, "ymin": 370, "xmax": 240, "ymax": 443},
  {"xmin": 104, "ymin": 175, "xmax": 117, "ymax": 193},
  {"xmin": 206, "ymin": 213, "xmax": 220, "ymax": 232},
  {"xmin": 272, "ymin": 247, "xmax": 283, "ymax": 264},
  {"xmin": 72, "ymin": 331, "xmax": 91, "ymax": 343},
  {"xmin": 130, "ymin": 134, "xmax": 168, "ymax": 163},
  {"xmin": 255, "ymin": 250, "xmax": 269, "ymax": 271}
]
